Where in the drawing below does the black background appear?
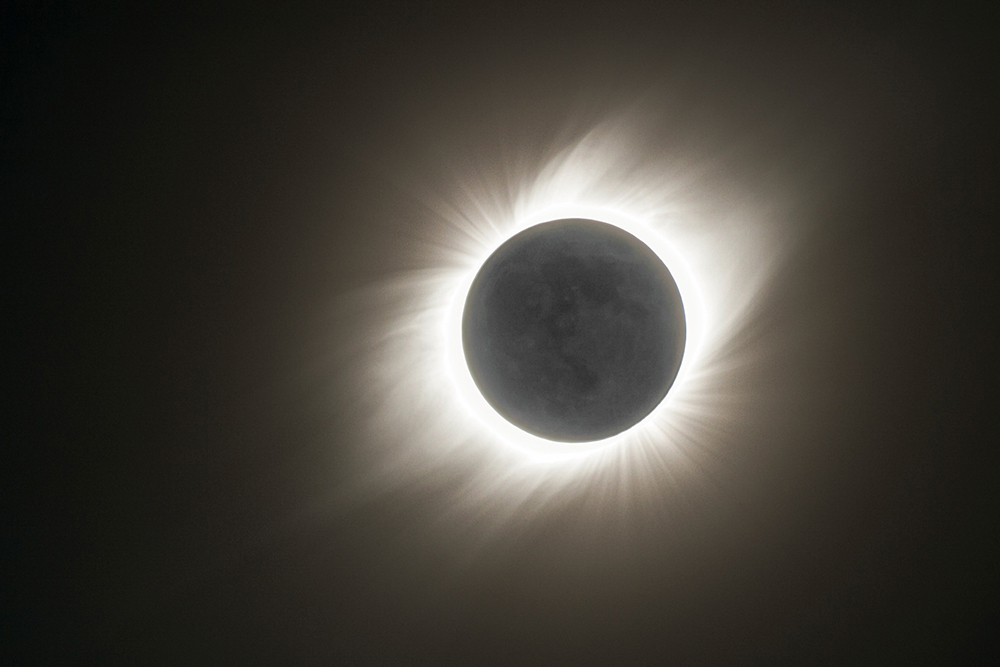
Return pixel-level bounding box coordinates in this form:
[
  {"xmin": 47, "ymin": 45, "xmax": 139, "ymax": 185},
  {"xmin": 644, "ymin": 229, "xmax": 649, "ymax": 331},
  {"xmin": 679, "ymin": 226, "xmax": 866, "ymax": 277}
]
[{"xmin": 4, "ymin": 1, "xmax": 997, "ymax": 664}]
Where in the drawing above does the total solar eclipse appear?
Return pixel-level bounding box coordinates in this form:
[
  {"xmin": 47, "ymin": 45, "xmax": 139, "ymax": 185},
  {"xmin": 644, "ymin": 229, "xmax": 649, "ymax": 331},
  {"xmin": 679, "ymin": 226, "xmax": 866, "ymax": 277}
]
[{"xmin": 462, "ymin": 218, "xmax": 686, "ymax": 442}]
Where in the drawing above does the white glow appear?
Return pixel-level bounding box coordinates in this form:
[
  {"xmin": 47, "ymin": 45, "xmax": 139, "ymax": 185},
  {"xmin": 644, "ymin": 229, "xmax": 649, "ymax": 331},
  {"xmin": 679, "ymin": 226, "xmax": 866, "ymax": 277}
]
[
  {"xmin": 331, "ymin": 112, "xmax": 791, "ymax": 506},
  {"xmin": 444, "ymin": 206, "xmax": 708, "ymax": 460}
]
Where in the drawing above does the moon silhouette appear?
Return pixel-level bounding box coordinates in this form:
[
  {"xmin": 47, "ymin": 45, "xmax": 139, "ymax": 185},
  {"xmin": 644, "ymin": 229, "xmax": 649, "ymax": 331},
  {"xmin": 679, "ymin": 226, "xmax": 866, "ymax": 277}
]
[{"xmin": 462, "ymin": 218, "xmax": 686, "ymax": 442}]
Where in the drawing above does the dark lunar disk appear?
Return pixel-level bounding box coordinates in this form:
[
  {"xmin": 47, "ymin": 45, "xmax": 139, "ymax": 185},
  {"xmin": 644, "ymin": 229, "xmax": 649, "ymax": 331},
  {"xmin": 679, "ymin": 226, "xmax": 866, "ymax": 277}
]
[{"xmin": 462, "ymin": 218, "xmax": 686, "ymax": 442}]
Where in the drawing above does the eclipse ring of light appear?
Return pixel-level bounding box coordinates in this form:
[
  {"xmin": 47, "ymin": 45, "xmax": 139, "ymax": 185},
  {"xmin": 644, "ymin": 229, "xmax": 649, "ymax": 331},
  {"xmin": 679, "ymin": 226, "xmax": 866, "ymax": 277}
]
[
  {"xmin": 461, "ymin": 218, "xmax": 686, "ymax": 444},
  {"xmin": 346, "ymin": 120, "xmax": 785, "ymax": 479},
  {"xmin": 443, "ymin": 204, "xmax": 711, "ymax": 460}
]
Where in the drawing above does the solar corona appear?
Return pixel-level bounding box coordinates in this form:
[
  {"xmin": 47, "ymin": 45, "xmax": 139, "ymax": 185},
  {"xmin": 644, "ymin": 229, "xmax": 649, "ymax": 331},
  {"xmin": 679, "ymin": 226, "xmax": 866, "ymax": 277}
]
[{"xmin": 349, "ymin": 117, "xmax": 785, "ymax": 495}]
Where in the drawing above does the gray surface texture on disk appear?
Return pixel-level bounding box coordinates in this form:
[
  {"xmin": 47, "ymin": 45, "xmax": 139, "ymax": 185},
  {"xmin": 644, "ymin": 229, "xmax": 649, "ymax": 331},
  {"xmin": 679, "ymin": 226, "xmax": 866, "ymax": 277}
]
[{"xmin": 462, "ymin": 218, "xmax": 686, "ymax": 442}]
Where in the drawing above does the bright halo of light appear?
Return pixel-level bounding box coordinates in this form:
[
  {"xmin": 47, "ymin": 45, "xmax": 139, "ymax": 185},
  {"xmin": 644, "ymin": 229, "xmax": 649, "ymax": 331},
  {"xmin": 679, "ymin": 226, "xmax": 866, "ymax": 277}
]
[
  {"xmin": 330, "ymin": 111, "xmax": 791, "ymax": 506},
  {"xmin": 444, "ymin": 205, "xmax": 708, "ymax": 461}
]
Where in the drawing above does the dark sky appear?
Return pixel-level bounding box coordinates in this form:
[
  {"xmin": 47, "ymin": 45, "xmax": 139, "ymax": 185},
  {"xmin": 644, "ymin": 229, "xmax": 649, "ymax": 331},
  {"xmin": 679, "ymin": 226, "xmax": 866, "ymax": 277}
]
[{"xmin": 4, "ymin": 1, "xmax": 997, "ymax": 664}]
